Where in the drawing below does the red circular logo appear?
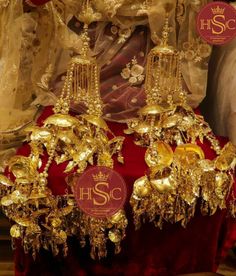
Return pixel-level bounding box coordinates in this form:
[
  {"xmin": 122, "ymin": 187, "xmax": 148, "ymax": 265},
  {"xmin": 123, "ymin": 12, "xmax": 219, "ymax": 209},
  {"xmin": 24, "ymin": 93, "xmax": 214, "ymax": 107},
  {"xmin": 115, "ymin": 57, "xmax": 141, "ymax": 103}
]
[
  {"xmin": 196, "ymin": 2, "xmax": 236, "ymax": 45},
  {"xmin": 74, "ymin": 166, "xmax": 127, "ymax": 219}
]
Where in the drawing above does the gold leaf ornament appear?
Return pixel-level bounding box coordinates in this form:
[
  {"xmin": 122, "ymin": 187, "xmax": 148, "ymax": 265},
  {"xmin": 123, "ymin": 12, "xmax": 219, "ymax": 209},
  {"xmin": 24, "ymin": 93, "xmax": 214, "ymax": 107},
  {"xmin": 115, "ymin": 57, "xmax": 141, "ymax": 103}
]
[
  {"xmin": 133, "ymin": 176, "xmax": 152, "ymax": 198},
  {"xmin": 145, "ymin": 142, "xmax": 174, "ymax": 167},
  {"xmin": 0, "ymin": 174, "xmax": 13, "ymax": 187},
  {"xmin": 149, "ymin": 166, "xmax": 175, "ymax": 193}
]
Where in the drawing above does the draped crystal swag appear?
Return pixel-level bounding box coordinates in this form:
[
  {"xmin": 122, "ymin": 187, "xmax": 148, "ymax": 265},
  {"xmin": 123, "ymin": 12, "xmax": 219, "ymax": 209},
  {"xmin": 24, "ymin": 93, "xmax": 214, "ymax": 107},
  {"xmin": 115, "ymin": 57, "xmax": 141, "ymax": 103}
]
[{"xmin": 0, "ymin": 0, "xmax": 212, "ymax": 169}]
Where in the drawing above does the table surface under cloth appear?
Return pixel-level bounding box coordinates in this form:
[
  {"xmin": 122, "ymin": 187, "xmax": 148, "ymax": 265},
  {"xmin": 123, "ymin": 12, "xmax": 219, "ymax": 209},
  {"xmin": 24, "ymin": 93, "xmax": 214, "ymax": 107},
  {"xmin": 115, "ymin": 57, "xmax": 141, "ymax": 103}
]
[{"xmin": 12, "ymin": 106, "xmax": 236, "ymax": 276}]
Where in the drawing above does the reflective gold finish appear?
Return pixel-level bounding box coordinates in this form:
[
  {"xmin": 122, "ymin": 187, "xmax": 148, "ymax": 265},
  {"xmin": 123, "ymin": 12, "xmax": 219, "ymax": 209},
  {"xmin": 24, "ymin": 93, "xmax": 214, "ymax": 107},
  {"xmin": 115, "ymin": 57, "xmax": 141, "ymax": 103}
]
[
  {"xmin": 44, "ymin": 114, "xmax": 80, "ymax": 128},
  {"xmin": 174, "ymin": 144, "xmax": 205, "ymax": 166},
  {"xmin": 108, "ymin": 229, "xmax": 122, "ymax": 243},
  {"xmin": 10, "ymin": 224, "xmax": 21, "ymax": 238},
  {"xmin": 0, "ymin": 174, "xmax": 13, "ymax": 187},
  {"xmin": 128, "ymin": 13, "xmax": 236, "ymax": 230},
  {"xmin": 0, "ymin": 1, "xmax": 235, "ymax": 261},
  {"xmin": 80, "ymin": 114, "xmax": 109, "ymax": 131},
  {"xmin": 138, "ymin": 104, "xmax": 166, "ymax": 116},
  {"xmin": 0, "ymin": 0, "xmax": 127, "ymax": 261},
  {"xmin": 145, "ymin": 142, "xmax": 173, "ymax": 167},
  {"xmin": 109, "ymin": 210, "xmax": 126, "ymax": 224},
  {"xmin": 149, "ymin": 166, "xmax": 175, "ymax": 193},
  {"xmin": 133, "ymin": 176, "xmax": 152, "ymax": 198}
]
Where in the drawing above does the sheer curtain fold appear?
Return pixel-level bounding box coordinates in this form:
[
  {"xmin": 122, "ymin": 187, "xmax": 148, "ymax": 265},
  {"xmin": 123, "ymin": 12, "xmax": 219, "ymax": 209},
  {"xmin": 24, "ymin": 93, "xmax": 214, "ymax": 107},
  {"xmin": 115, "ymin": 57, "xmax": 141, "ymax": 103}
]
[
  {"xmin": 0, "ymin": 0, "xmax": 213, "ymax": 165},
  {"xmin": 50, "ymin": 0, "xmax": 212, "ymax": 121},
  {"xmin": 203, "ymin": 37, "xmax": 236, "ymax": 145}
]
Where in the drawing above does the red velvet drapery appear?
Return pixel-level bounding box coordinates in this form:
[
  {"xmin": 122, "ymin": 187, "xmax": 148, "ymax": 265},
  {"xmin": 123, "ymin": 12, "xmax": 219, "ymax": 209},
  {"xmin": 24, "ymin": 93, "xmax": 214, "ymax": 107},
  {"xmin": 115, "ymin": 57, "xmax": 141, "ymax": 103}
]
[{"xmin": 12, "ymin": 106, "xmax": 236, "ymax": 276}]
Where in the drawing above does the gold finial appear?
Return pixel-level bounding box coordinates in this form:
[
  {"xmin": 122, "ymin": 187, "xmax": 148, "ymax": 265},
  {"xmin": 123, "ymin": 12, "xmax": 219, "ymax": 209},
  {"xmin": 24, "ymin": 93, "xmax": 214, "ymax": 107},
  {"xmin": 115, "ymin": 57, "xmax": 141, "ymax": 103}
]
[
  {"xmin": 80, "ymin": 24, "xmax": 90, "ymax": 58},
  {"xmin": 161, "ymin": 13, "xmax": 170, "ymax": 47}
]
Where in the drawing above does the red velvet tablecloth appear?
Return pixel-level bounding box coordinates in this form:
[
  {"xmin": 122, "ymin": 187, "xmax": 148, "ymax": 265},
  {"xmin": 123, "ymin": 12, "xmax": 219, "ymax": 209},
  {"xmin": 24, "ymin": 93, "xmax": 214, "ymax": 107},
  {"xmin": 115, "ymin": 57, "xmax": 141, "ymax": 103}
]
[{"xmin": 13, "ymin": 107, "xmax": 236, "ymax": 276}]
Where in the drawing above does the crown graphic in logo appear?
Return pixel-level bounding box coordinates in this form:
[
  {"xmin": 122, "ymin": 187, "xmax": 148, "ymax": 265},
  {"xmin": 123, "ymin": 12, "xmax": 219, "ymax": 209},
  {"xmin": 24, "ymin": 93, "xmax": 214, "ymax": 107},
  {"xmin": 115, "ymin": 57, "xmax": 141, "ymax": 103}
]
[
  {"xmin": 211, "ymin": 6, "xmax": 225, "ymax": 15},
  {"xmin": 92, "ymin": 171, "xmax": 109, "ymax": 182}
]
